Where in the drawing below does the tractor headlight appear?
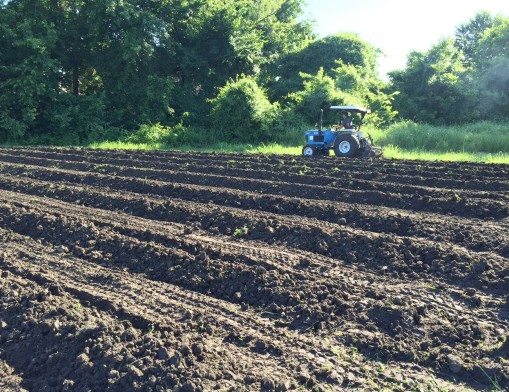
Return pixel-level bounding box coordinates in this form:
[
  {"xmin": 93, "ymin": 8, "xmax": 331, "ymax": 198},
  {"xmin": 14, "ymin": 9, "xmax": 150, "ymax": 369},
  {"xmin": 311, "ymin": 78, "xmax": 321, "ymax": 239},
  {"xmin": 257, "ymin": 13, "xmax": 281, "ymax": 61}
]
[{"xmin": 309, "ymin": 136, "xmax": 314, "ymax": 141}]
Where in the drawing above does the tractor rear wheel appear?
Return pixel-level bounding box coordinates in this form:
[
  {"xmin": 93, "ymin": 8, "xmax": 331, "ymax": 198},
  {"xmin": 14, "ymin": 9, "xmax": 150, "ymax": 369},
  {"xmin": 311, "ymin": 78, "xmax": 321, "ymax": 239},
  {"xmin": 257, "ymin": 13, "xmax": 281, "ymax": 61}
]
[
  {"xmin": 302, "ymin": 145, "xmax": 318, "ymax": 157},
  {"xmin": 333, "ymin": 134, "xmax": 360, "ymax": 158}
]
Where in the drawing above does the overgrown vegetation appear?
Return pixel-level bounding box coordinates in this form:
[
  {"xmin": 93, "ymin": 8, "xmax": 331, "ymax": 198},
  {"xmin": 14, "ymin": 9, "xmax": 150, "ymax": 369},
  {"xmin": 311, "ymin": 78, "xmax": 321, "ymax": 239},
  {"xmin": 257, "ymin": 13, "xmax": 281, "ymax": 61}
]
[
  {"xmin": 390, "ymin": 11, "xmax": 509, "ymax": 125},
  {"xmin": 89, "ymin": 139, "xmax": 509, "ymax": 164},
  {"xmin": 370, "ymin": 121, "xmax": 509, "ymax": 154},
  {"xmin": 0, "ymin": 1, "xmax": 508, "ymax": 158}
]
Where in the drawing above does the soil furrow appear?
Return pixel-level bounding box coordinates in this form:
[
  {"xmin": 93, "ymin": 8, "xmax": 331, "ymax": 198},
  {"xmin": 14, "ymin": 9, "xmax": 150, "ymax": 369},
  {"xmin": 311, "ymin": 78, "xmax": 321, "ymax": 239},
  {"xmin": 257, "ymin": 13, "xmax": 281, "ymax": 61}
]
[
  {"xmin": 5, "ymin": 146, "xmax": 506, "ymax": 180},
  {"xmin": 3, "ymin": 228, "xmax": 481, "ymax": 391},
  {"xmin": 1, "ymin": 188, "xmax": 508, "ymax": 299},
  {"xmin": 0, "ymin": 172, "xmax": 507, "ymax": 261},
  {"xmin": 1, "ymin": 230, "xmax": 353, "ymax": 389},
  {"xmin": 1, "ymin": 151, "xmax": 508, "ymax": 204},
  {"xmin": 0, "ymin": 158, "xmax": 506, "ymax": 220},
  {"xmin": 1, "ymin": 147, "xmax": 508, "ymax": 391},
  {"xmin": 4, "ymin": 148, "xmax": 507, "ymax": 193},
  {"xmin": 0, "ymin": 190, "xmax": 508, "ymax": 390}
]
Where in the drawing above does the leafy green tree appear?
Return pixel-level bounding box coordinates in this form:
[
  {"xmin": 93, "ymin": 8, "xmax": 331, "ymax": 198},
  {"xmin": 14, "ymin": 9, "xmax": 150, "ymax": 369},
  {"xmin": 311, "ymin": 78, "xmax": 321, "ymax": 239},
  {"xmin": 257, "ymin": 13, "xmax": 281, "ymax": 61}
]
[
  {"xmin": 170, "ymin": 0, "xmax": 313, "ymax": 125},
  {"xmin": 334, "ymin": 60, "xmax": 397, "ymax": 127},
  {"xmin": 209, "ymin": 76, "xmax": 278, "ymax": 143},
  {"xmin": 475, "ymin": 19, "xmax": 509, "ymax": 119},
  {"xmin": 0, "ymin": 0, "xmax": 176, "ymax": 142},
  {"xmin": 287, "ymin": 68, "xmax": 359, "ymax": 125},
  {"xmin": 475, "ymin": 18, "xmax": 509, "ymax": 68},
  {"xmin": 264, "ymin": 33, "xmax": 379, "ymax": 101},
  {"xmin": 389, "ymin": 39, "xmax": 477, "ymax": 124},
  {"xmin": 0, "ymin": 0, "xmax": 399, "ymax": 145},
  {"xmin": 455, "ymin": 11, "xmax": 498, "ymax": 66},
  {"xmin": 0, "ymin": 0, "xmax": 58, "ymax": 142}
]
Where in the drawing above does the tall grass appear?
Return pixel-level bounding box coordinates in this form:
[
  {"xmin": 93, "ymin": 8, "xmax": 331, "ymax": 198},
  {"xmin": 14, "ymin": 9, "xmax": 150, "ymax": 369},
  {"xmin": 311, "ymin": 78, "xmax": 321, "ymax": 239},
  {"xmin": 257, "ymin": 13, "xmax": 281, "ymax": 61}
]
[
  {"xmin": 369, "ymin": 121, "xmax": 509, "ymax": 154},
  {"xmin": 87, "ymin": 140, "xmax": 509, "ymax": 163},
  {"xmin": 382, "ymin": 146, "xmax": 509, "ymax": 164},
  {"xmin": 20, "ymin": 119, "xmax": 509, "ymax": 164}
]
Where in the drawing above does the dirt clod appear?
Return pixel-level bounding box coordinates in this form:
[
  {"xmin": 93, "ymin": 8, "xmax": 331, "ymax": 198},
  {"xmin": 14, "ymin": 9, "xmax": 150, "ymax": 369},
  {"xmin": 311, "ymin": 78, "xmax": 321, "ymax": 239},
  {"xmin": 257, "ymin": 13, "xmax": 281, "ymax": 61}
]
[
  {"xmin": 55, "ymin": 245, "xmax": 69, "ymax": 254},
  {"xmin": 447, "ymin": 354, "xmax": 463, "ymax": 374},
  {"xmin": 76, "ymin": 353, "xmax": 90, "ymax": 365},
  {"xmin": 157, "ymin": 347, "xmax": 170, "ymax": 360}
]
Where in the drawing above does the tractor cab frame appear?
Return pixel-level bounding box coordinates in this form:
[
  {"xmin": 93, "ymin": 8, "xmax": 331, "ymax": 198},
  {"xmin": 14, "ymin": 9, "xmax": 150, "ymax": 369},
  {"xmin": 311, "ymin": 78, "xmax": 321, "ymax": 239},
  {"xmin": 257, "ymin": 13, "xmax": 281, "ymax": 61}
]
[{"xmin": 302, "ymin": 106, "xmax": 383, "ymax": 158}]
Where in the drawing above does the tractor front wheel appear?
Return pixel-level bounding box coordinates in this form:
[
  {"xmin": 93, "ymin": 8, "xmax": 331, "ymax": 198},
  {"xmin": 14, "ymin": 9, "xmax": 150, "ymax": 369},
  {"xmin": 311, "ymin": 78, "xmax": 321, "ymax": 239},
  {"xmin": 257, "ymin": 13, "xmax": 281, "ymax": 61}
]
[
  {"xmin": 333, "ymin": 134, "xmax": 360, "ymax": 158},
  {"xmin": 302, "ymin": 145, "xmax": 318, "ymax": 157}
]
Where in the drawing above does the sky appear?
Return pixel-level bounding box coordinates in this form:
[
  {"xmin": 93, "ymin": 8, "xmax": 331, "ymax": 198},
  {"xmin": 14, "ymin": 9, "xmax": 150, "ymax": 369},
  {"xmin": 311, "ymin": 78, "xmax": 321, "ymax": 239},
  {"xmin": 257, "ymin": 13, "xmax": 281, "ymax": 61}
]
[{"xmin": 303, "ymin": 0, "xmax": 509, "ymax": 78}]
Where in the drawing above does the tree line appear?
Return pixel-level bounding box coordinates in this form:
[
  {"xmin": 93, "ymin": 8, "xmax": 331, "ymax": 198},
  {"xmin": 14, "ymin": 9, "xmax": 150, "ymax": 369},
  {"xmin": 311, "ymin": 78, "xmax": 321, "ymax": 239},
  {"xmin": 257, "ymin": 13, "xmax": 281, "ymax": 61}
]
[
  {"xmin": 390, "ymin": 11, "xmax": 509, "ymax": 125},
  {"xmin": 0, "ymin": 1, "xmax": 508, "ymax": 145}
]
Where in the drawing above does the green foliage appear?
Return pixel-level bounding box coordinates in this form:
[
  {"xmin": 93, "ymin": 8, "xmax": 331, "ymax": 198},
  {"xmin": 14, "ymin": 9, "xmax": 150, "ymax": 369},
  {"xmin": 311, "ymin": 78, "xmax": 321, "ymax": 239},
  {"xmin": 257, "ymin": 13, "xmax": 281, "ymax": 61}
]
[
  {"xmin": 264, "ymin": 107, "xmax": 309, "ymax": 146},
  {"xmin": 0, "ymin": 0, "xmax": 314, "ymax": 143},
  {"xmin": 334, "ymin": 60, "xmax": 398, "ymax": 127},
  {"xmin": 209, "ymin": 76, "xmax": 278, "ymax": 143},
  {"xmin": 474, "ymin": 19, "xmax": 509, "ymax": 120},
  {"xmin": 389, "ymin": 39, "xmax": 477, "ymax": 124},
  {"xmin": 37, "ymin": 94, "xmax": 107, "ymax": 145},
  {"xmin": 372, "ymin": 120, "xmax": 509, "ymax": 154},
  {"xmin": 0, "ymin": 0, "xmax": 176, "ymax": 142},
  {"xmin": 123, "ymin": 123, "xmax": 172, "ymax": 145},
  {"xmin": 455, "ymin": 11, "xmax": 499, "ymax": 66},
  {"xmin": 287, "ymin": 68, "xmax": 355, "ymax": 125},
  {"xmin": 264, "ymin": 33, "xmax": 378, "ymax": 101},
  {"xmin": 0, "ymin": 1, "xmax": 58, "ymax": 142},
  {"xmin": 171, "ymin": 0, "xmax": 313, "ymax": 123},
  {"xmin": 2, "ymin": 1, "xmax": 508, "ymax": 148},
  {"xmin": 477, "ymin": 57, "xmax": 509, "ymax": 120},
  {"xmin": 391, "ymin": 12, "xmax": 509, "ymax": 126},
  {"xmin": 475, "ymin": 17, "xmax": 509, "ymax": 68}
]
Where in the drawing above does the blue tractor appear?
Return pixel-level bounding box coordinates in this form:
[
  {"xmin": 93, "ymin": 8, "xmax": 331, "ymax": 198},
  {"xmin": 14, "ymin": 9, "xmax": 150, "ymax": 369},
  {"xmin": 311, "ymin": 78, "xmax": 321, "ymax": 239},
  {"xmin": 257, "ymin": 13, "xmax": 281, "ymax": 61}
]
[{"xmin": 302, "ymin": 106, "xmax": 383, "ymax": 158}]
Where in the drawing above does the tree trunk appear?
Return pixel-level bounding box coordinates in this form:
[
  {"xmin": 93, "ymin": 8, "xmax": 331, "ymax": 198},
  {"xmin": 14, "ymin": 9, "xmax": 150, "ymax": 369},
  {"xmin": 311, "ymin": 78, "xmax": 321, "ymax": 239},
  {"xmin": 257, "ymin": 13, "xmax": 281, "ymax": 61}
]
[{"xmin": 73, "ymin": 65, "xmax": 79, "ymax": 96}]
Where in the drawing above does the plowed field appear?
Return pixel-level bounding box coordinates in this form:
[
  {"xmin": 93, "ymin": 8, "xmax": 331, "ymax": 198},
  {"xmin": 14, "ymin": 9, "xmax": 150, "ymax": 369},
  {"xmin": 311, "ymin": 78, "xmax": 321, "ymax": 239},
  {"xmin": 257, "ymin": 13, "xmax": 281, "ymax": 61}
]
[{"xmin": 0, "ymin": 147, "xmax": 508, "ymax": 391}]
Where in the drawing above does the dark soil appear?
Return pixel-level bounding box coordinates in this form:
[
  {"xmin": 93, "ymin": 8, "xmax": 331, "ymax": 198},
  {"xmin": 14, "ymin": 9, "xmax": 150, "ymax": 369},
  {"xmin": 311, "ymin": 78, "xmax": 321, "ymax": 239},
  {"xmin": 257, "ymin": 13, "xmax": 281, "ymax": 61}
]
[{"xmin": 0, "ymin": 147, "xmax": 508, "ymax": 391}]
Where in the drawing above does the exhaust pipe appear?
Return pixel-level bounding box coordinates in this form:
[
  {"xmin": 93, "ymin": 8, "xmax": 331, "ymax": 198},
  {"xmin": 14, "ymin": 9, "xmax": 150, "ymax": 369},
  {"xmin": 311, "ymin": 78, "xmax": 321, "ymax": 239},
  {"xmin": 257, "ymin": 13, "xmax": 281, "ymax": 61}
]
[{"xmin": 319, "ymin": 109, "xmax": 323, "ymax": 136}]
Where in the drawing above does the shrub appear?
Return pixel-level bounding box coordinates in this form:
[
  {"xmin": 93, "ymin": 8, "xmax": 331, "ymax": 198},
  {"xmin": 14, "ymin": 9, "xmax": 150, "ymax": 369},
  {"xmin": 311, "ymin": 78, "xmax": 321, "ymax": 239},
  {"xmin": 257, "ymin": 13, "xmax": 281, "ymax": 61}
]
[
  {"xmin": 209, "ymin": 76, "xmax": 278, "ymax": 143},
  {"xmin": 287, "ymin": 68, "xmax": 361, "ymax": 126},
  {"xmin": 123, "ymin": 123, "xmax": 172, "ymax": 145}
]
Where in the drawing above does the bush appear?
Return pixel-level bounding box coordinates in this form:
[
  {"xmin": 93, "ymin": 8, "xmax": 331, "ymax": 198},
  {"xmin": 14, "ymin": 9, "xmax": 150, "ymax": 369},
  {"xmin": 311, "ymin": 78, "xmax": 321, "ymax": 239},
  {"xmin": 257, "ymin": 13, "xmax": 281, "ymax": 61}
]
[
  {"xmin": 209, "ymin": 76, "xmax": 278, "ymax": 143},
  {"xmin": 123, "ymin": 123, "xmax": 172, "ymax": 144},
  {"xmin": 287, "ymin": 68, "xmax": 362, "ymax": 126},
  {"xmin": 265, "ymin": 108, "xmax": 309, "ymax": 146},
  {"xmin": 15, "ymin": 94, "xmax": 109, "ymax": 146}
]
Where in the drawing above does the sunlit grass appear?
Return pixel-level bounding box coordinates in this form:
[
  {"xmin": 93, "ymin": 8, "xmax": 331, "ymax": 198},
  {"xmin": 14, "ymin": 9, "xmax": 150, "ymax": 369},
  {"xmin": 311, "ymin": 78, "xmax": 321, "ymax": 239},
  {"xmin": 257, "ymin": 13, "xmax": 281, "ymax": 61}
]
[
  {"xmin": 382, "ymin": 145, "xmax": 509, "ymax": 164},
  {"xmin": 368, "ymin": 120, "xmax": 509, "ymax": 154},
  {"xmin": 89, "ymin": 141, "xmax": 168, "ymax": 150},
  {"xmin": 87, "ymin": 140, "xmax": 509, "ymax": 163}
]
